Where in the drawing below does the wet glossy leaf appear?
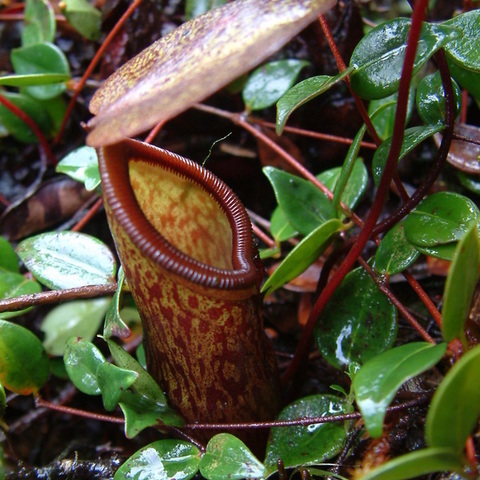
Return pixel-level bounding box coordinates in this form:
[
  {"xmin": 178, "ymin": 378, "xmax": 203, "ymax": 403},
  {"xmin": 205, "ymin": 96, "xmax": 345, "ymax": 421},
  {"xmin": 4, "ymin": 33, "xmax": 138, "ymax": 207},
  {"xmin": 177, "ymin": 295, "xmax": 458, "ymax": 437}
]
[
  {"xmin": 86, "ymin": 0, "xmax": 336, "ymax": 146},
  {"xmin": 0, "ymin": 271, "xmax": 42, "ymax": 320},
  {"xmin": 353, "ymin": 342, "xmax": 446, "ymax": 438},
  {"xmin": 200, "ymin": 433, "xmax": 265, "ymax": 480},
  {"xmin": 96, "ymin": 362, "xmax": 138, "ymax": 411},
  {"xmin": 416, "ymin": 71, "xmax": 461, "ymax": 126},
  {"xmin": 0, "ymin": 237, "xmax": 18, "ymax": 273},
  {"xmin": 276, "ymin": 69, "xmax": 351, "ymax": 134},
  {"xmin": 426, "ymin": 343, "xmax": 480, "ymax": 452},
  {"xmin": 262, "ymin": 219, "xmax": 343, "ymax": 295},
  {"xmin": 263, "ymin": 167, "xmax": 335, "ymax": 236},
  {"xmin": 118, "ymin": 390, "xmax": 184, "ymax": 438},
  {"xmin": 315, "ymin": 266, "xmax": 397, "ymax": 370},
  {"xmin": 40, "ymin": 298, "xmax": 110, "ymax": 356},
  {"xmin": 0, "ymin": 319, "xmax": 49, "ymax": 395},
  {"xmin": 11, "ymin": 42, "xmax": 70, "ymax": 100},
  {"xmin": 114, "ymin": 440, "xmax": 201, "ymax": 480},
  {"xmin": 264, "ymin": 394, "xmax": 346, "ymax": 474},
  {"xmin": 448, "ymin": 58, "xmax": 480, "ymax": 101},
  {"xmin": 441, "ymin": 226, "xmax": 480, "ymax": 343},
  {"xmin": 56, "ymin": 146, "xmax": 100, "ymax": 191},
  {"xmin": 60, "ymin": 0, "xmax": 101, "ymax": 41},
  {"xmin": 360, "ymin": 447, "xmax": 463, "ymax": 480},
  {"xmin": 350, "ymin": 18, "xmax": 457, "ymax": 99},
  {"xmin": 372, "ymin": 125, "xmax": 443, "ymax": 185},
  {"xmin": 404, "ymin": 192, "xmax": 480, "ymax": 248},
  {"xmin": 103, "ymin": 268, "xmax": 132, "ymax": 339},
  {"xmin": 458, "ymin": 171, "xmax": 480, "ymax": 195},
  {"xmin": 17, "ymin": 231, "xmax": 117, "ymax": 289},
  {"xmin": 243, "ymin": 59, "xmax": 309, "ymax": 111},
  {"xmin": 443, "ymin": 10, "xmax": 480, "ymax": 73},
  {"xmin": 375, "ymin": 222, "xmax": 420, "ymax": 275},
  {"xmin": 413, "ymin": 243, "xmax": 457, "ymax": 262},
  {"xmin": 21, "ymin": 0, "xmax": 56, "ymax": 45},
  {"xmin": 0, "ymin": 91, "xmax": 52, "ymax": 143},
  {"xmin": 63, "ymin": 337, "xmax": 105, "ymax": 395},
  {"xmin": 270, "ymin": 207, "xmax": 298, "ymax": 242},
  {"xmin": 105, "ymin": 338, "xmax": 168, "ymax": 406}
]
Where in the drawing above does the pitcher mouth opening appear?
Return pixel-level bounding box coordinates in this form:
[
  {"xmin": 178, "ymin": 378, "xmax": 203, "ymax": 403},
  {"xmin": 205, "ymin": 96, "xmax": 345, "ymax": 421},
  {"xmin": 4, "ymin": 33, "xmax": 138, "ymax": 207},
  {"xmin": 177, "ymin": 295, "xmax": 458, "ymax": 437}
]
[{"xmin": 98, "ymin": 139, "xmax": 261, "ymax": 290}]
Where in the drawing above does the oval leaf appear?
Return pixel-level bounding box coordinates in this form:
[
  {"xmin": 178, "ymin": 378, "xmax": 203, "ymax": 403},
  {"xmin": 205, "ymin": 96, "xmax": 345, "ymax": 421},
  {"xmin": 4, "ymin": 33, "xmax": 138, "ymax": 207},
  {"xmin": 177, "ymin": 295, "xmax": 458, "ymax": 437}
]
[
  {"xmin": 55, "ymin": 146, "xmax": 100, "ymax": 191},
  {"xmin": 21, "ymin": 0, "xmax": 56, "ymax": 45},
  {"xmin": 441, "ymin": 226, "xmax": 480, "ymax": 343},
  {"xmin": 0, "ymin": 319, "xmax": 49, "ymax": 395},
  {"xmin": 375, "ymin": 222, "xmax": 420, "ymax": 275},
  {"xmin": 262, "ymin": 218, "xmax": 343, "ymax": 294},
  {"xmin": 0, "ymin": 271, "xmax": 42, "ymax": 320},
  {"xmin": 276, "ymin": 69, "xmax": 351, "ymax": 134},
  {"xmin": 315, "ymin": 266, "xmax": 397, "ymax": 369},
  {"xmin": 200, "ymin": 433, "xmax": 265, "ymax": 480},
  {"xmin": 114, "ymin": 440, "xmax": 200, "ymax": 480},
  {"xmin": 270, "ymin": 206, "xmax": 298, "ymax": 243},
  {"xmin": 403, "ymin": 192, "xmax": 480, "ymax": 248},
  {"xmin": 40, "ymin": 298, "xmax": 110, "ymax": 356},
  {"xmin": 360, "ymin": 447, "xmax": 463, "ymax": 480},
  {"xmin": 63, "ymin": 337, "xmax": 105, "ymax": 395},
  {"xmin": 264, "ymin": 394, "xmax": 346, "ymax": 474},
  {"xmin": 10, "ymin": 42, "xmax": 70, "ymax": 100},
  {"xmin": 17, "ymin": 231, "xmax": 117, "ymax": 290},
  {"xmin": 350, "ymin": 18, "xmax": 457, "ymax": 99},
  {"xmin": 426, "ymin": 343, "xmax": 480, "ymax": 453},
  {"xmin": 60, "ymin": 0, "xmax": 101, "ymax": 41},
  {"xmin": 0, "ymin": 237, "xmax": 18, "ymax": 273},
  {"xmin": 263, "ymin": 166, "xmax": 335, "ymax": 235},
  {"xmin": 86, "ymin": 0, "xmax": 336, "ymax": 146},
  {"xmin": 353, "ymin": 342, "xmax": 446, "ymax": 438},
  {"xmin": 243, "ymin": 59, "xmax": 309, "ymax": 111}
]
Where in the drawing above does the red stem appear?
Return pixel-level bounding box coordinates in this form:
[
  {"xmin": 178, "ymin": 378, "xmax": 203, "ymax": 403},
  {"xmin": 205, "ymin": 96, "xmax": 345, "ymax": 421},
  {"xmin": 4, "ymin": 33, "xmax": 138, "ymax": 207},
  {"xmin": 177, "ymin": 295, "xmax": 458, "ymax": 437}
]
[
  {"xmin": 283, "ymin": 0, "xmax": 430, "ymax": 384},
  {"xmin": 0, "ymin": 93, "xmax": 56, "ymax": 165}
]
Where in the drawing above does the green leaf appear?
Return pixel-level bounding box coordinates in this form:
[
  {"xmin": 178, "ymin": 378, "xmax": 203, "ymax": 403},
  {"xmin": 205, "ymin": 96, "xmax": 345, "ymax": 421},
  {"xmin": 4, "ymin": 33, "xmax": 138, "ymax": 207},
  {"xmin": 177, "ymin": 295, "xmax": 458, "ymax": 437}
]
[
  {"xmin": 263, "ymin": 167, "xmax": 335, "ymax": 236},
  {"xmin": 17, "ymin": 231, "xmax": 117, "ymax": 290},
  {"xmin": 243, "ymin": 59, "xmax": 309, "ymax": 111},
  {"xmin": 426, "ymin": 344, "xmax": 480, "ymax": 452},
  {"xmin": 374, "ymin": 222, "xmax": 420, "ymax": 275},
  {"xmin": 200, "ymin": 433, "xmax": 265, "ymax": 480},
  {"xmin": 404, "ymin": 192, "xmax": 480, "ymax": 248},
  {"xmin": 21, "ymin": 0, "xmax": 56, "ymax": 45},
  {"xmin": 185, "ymin": 0, "xmax": 228, "ymax": 19},
  {"xmin": 264, "ymin": 394, "xmax": 346, "ymax": 474},
  {"xmin": 11, "ymin": 42, "xmax": 70, "ymax": 100},
  {"xmin": 0, "ymin": 73, "xmax": 70, "ymax": 87},
  {"xmin": 270, "ymin": 207, "xmax": 298, "ymax": 243},
  {"xmin": 372, "ymin": 124, "xmax": 443, "ymax": 185},
  {"xmin": 86, "ymin": 0, "xmax": 336, "ymax": 147},
  {"xmin": 56, "ymin": 146, "xmax": 100, "ymax": 191},
  {"xmin": 276, "ymin": 69, "xmax": 351, "ymax": 134},
  {"xmin": 103, "ymin": 267, "xmax": 132, "ymax": 339},
  {"xmin": 261, "ymin": 219, "xmax": 343, "ymax": 295},
  {"xmin": 413, "ymin": 243, "xmax": 457, "ymax": 262},
  {"xmin": 59, "ymin": 0, "xmax": 102, "ymax": 40},
  {"xmin": 0, "ymin": 237, "xmax": 19, "ymax": 273},
  {"xmin": 350, "ymin": 18, "xmax": 457, "ymax": 99},
  {"xmin": 448, "ymin": 58, "xmax": 480, "ymax": 101},
  {"xmin": 96, "ymin": 362, "xmax": 138, "ymax": 411},
  {"xmin": 105, "ymin": 338, "xmax": 168, "ymax": 406},
  {"xmin": 0, "ymin": 91, "xmax": 53, "ymax": 142},
  {"xmin": 0, "ymin": 319, "xmax": 49, "ymax": 395},
  {"xmin": 416, "ymin": 71, "xmax": 461, "ymax": 126},
  {"xmin": 359, "ymin": 447, "xmax": 463, "ymax": 480},
  {"xmin": 443, "ymin": 10, "xmax": 480, "ymax": 73},
  {"xmin": 353, "ymin": 342, "xmax": 446, "ymax": 438},
  {"xmin": 442, "ymin": 226, "xmax": 480, "ymax": 343},
  {"xmin": 0, "ymin": 382, "xmax": 5, "ymax": 421},
  {"xmin": 114, "ymin": 440, "xmax": 201, "ymax": 480},
  {"xmin": 457, "ymin": 171, "xmax": 480, "ymax": 196},
  {"xmin": 63, "ymin": 337, "xmax": 105, "ymax": 395},
  {"xmin": 118, "ymin": 390, "xmax": 184, "ymax": 438},
  {"xmin": 315, "ymin": 266, "xmax": 397, "ymax": 370},
  {"xmin": 0, "ymin": 271, "xmax": 42, "ymax": 320},
  {"xmin": 40, "ymin": 298, "xmax": 110, "ymax": 356}
]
